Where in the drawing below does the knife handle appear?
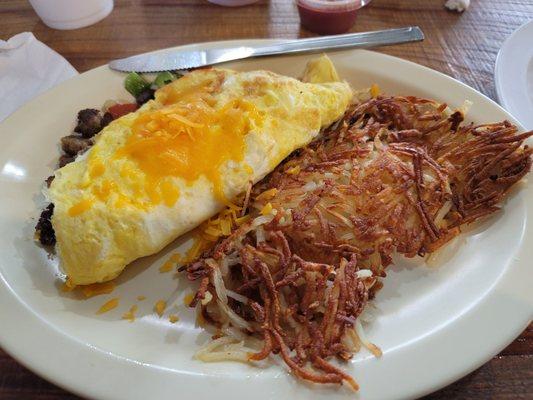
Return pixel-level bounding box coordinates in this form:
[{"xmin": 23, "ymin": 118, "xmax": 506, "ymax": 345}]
[{"xmin": 252, "ymin": 27, "xmax": 424, "ymax": 57}]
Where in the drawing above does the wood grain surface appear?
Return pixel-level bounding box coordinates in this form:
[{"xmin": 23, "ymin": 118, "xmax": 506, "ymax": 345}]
[{"xmin": 1, "ymin": 0, "xmax": 532, "ymax": 399}]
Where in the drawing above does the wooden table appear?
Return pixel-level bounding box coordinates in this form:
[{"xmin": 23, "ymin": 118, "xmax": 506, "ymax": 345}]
[{"xmin": 1, "ymin": 0, "xmax": 532, "ymax": 398}]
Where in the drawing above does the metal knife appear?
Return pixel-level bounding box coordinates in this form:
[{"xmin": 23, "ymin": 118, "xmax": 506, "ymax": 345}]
[{"xmin": 109, "ymin": 26, "xmax": 424, "ymax": 73}]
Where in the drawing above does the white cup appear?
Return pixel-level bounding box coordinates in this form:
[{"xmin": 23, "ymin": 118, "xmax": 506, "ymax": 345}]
[{"xmin": 28, "ymin": 0, "xmax": 114, "ymax": 30}]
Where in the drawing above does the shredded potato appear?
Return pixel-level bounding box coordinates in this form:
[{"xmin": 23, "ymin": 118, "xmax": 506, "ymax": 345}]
[{"xmin": 182, "ymin": 95, "xmax": 531, "ymax": 390}]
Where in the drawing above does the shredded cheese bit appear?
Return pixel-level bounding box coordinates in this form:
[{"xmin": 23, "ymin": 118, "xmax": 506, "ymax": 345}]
[
  {"xmin": 137, "ymin": 295, "xmax": 146, "ymax": 301},
  {"xmin": 184, "ymin": 293, "xmax": 195, "ymax": 306},
  {"xmin": 61, "ymin": 278, "xmax": 76, "ymax": 292},
  {"xmin": 154, "ymin": 300, "xmax": 166, "ymax": 317},
  {"xmin": 80, "ymin": 281, "xmax": 116, "ymax": 298},
  {"xmin": 236, "ymin": 215, "xmax": 251, "ymax": 225},
  {"xmin": 96, "ymin": 298, "xmax": 119, "ymax": 314},
  {"xmin": 170, "ymin": 253, "xmax": 182, "ymax": 263},
  {"xmin": 169, "ymin": 314, "xmax": 179, "ymax": 323},
  {"xmin": 370, "ymin": 83, "xmax": 380, "ymax": 98},
  {"xmin": 260, "ymin": 202, "xmax": 273, "ymax": 215},
  {"xmin": 122, "ymin": 305, "xmax": 138, "ymax": 322},
  {"xmin": 181, "ymin": 190, "xmax": 252, "ymax": 265},
  {"xmin": 159, "ymin": 260, "xmax": 174, "ymax": 273},
  {"xmin": 255, "ymin": 188, "xmax": 278, "ymax": 201},
  {"xmin": 68, "ymin": 199, "xmax": 93, "ymax": 217},
  {"xmin": 183, "ymin": 234, "xmax": 209, "ymax": 264},
  {"xmin": 286, "ymin": 166, "xmax": 301, "ymax": 175}
]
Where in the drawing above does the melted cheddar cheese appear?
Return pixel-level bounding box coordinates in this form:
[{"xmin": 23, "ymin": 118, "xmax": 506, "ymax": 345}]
[{"xmin": 117, "ymin": 98, "xmax": 263, "ymax": 205}]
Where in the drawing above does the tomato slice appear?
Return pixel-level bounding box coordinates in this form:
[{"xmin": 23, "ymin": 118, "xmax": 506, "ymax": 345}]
[{"xmin": 108, "ymin": 103, "xmax": 138, "ymax": 119}]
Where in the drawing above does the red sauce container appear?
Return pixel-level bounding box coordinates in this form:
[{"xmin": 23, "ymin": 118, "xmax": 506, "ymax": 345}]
[{"xmin": 297, "ymin": 0, "xmax": 372, "ymax": 35}]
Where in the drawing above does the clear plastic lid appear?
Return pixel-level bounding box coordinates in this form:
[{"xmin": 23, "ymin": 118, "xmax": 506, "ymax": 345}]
[{"xmin": 296, "ymin": 0, "xmax": 372, "ymax": 12}]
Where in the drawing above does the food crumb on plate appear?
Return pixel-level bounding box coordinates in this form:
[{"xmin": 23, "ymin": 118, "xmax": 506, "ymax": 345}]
[
  {"xmin": 183, "ymin": 293, "xmax": 195, "ymax": 306},
  {"xmin": 122, "ymin": 305, "xmax": 138, "ymax": 322},
  {"xmin": 154, "ymin": 300, "xmax": 166, "ymax": 317},
  {"xmin": 158, "ymin": 260, "xmax": 174, "ymax": 273},
  {"xmin": 61, "ymin": 278, "xmax": 76, "ymax": 292},
  {"xmin": 169, "ymin": 314, "xmax": 179, "ymax": 323},
  {"xmin": 96, "ymin": 297, "xmax": 119, "ymax": 314},
  {"xmin": 370, "ymin": 83, "xmax": 380, "ymax": 98},
  {"xmin": 81, "ymin": 281, "xmax": 116, "ymax": 298},
  {"xmin": 169, "ymin": 253, "xmax": 182, "ymax": 263}
]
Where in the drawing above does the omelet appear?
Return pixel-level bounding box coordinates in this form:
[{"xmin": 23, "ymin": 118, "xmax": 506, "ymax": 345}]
[{"xmin": 48, "ymin": 55, "xmax": 352, "ymax": 285}]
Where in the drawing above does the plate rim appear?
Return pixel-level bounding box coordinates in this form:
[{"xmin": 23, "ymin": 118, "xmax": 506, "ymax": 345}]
[
  {"xmin": 494, "ymin": 19, "xmax": 533, "ymax": 130},
  {"xmin": 1, "ymin": 38, "xmax": 532, "ymax": 400}
]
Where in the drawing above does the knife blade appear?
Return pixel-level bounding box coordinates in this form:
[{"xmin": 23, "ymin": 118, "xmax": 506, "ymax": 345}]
[{"xmin": 109, "ymin": 26, "xmax": 424, "ymax": 73}]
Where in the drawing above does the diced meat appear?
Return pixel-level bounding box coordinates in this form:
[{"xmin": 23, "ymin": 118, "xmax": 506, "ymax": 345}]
[
  {"xmin": 35, "ymin": 204, "xmax": 55, "ymax": 246},
  {"xmin": 135, "ymin": 88, "xmax": 155, "ymax": 106},
  {"xmin": 45, "ymin": 175, "xmax": 55, "ymax": 187},
  {"xmin": 74, "ymin": 109, "xmax": 105, "ymax": 138},
  {"xmin": 101, "ymin": 112, "xmax": 114, "ymax": 128},
  {"xmin": 39, "ymin": 105, "xmax": 115, "ymax": 245},
  {"xmin": 60, "ymin": 135, "xmax": 93, "ymax": 156},
  {"xmin": 58, "ymin": 154, "xmax": 75, "ymax": 168}
]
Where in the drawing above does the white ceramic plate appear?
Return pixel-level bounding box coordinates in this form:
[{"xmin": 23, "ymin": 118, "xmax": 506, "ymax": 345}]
[
  {"xmin": 495, "ymin": 20, "xmax": 533, "ymax": 130},
  {"xmin": 0, "ymin": 40, "xmax": 531, "ymax": 400}
]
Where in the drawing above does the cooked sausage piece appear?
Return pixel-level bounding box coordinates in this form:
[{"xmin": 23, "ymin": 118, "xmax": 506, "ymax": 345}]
[
  {"xmin": 74, "ymin": 109, "xmax": 105, "ymax": 138},
  {"xmin": 58, "ymin": 154, "xmax": 75, "ymax": 168},
  {"xmin": 60, "ymin": 135, "xmax": 93, "ymax": 156},
  {"xmin": 45, "ymin": 175, "xmax": 54, "ymax": 187},
  {"xmin": 36, "ymin": 204, "xmax": 55, "ymax": 246},
  {"xmin": 135, "ymin": 88, "xmax": 155, "ymax": 105},
  {"xmin": 101, "ymin": 112, "xmax": 114, "ymax": 128},
  {"xmin": 37, "ymin": 107, "xmax": 117, "ymax": 246}
]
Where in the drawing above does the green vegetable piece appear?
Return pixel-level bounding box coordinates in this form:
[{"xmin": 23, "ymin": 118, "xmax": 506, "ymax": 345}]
[
  {"xmin": 154, "ymin": 71, "xmax": 177, "ymax": 88},
  {"xmin": 124, "ymin": 72, "xmax": 150, "ymax": 97}
]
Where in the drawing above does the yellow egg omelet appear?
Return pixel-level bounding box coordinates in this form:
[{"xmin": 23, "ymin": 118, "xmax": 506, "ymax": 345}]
[{"xmin": 48, "ymin": 55, "xmax": 352, "ymax": 285}]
